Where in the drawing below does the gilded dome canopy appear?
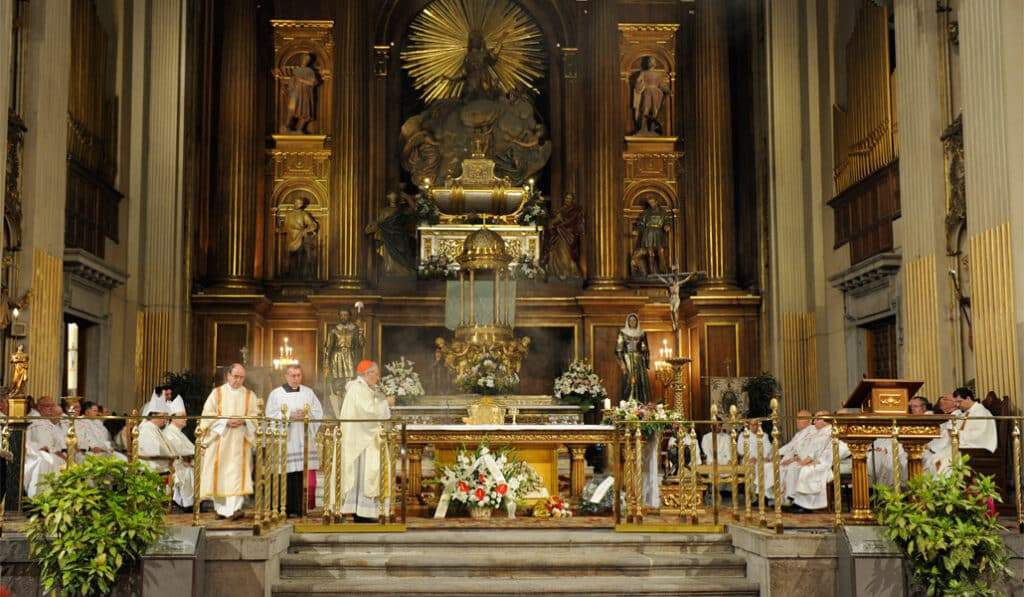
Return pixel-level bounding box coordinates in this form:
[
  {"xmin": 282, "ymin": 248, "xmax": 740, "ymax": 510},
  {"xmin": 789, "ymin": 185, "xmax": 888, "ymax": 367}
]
[{"xmin": 458, "ymin": 226, "xmax": 510, "ymax": 270}]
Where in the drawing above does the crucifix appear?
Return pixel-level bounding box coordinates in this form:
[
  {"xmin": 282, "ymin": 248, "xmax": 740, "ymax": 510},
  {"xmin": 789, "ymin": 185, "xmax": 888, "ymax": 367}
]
[{"xmin": 651, "ymin": 269, "xmax": 705, "ymax": 334}]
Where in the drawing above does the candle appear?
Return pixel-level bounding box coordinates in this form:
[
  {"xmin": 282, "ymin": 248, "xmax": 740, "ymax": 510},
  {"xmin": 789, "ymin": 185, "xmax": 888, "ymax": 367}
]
[{"xmin": 603, "ymin": 398, "xmax": 611, "ymax": 411}]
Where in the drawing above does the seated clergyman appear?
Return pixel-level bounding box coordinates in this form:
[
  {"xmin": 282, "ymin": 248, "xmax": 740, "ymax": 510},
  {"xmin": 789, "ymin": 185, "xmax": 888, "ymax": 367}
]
[
  {"xmin": 780, "ymin": 411, "xmax": 837, "ymax": 512},
  {"xmin": 137, "ymin": 414, "xmax": 195, "ymax": 510},
  {"xmin": 24, "ymin": 396, "xmax": 67, "ymax": 497}
]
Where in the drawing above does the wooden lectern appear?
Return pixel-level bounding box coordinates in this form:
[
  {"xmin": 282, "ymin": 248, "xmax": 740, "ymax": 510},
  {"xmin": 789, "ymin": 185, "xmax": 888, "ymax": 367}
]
[{"xmin": 835, "ymin": 379, "xmax": 942, "ymax": 523}]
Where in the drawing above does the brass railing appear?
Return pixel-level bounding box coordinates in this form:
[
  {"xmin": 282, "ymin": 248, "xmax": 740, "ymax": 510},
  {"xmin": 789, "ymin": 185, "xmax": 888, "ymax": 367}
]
[{"xmin": 612, "ymin": 402, "xmax": 1024, "ymax": 534}]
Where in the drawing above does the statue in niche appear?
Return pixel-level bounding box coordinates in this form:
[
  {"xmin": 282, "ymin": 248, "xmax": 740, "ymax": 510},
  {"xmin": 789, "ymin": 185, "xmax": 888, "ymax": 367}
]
[
  {"xmin": 630, "ymin": 196, "xmax": 672, "ymax": 277},
  {"xmin": 281, "ymin": 196, "xmax": 319, "ymax": 279},
  {"xmin": 365, "ymin": 190, "xmax": 417, "ymax": 274},
  {"xmin": 615, "ymin": 314, "xmax": 651, "ymax": 404},
  {"xmin": 322, "ymin": 308, "xmax": 365, "ymax": 411},
  {"xmin": 276, "ymin": 52, "xmax": 320, "ymax": 134},
  {"xmin": 542, "ymin": 193, "xmax": 584, "ymax": 280},
  {"xmin": 632, "ymin": 56, "xmax": 671, "ymax": 136},
  {"xmin": 454, "ymin": 30, "xmax": 506, "ymax": 101}
]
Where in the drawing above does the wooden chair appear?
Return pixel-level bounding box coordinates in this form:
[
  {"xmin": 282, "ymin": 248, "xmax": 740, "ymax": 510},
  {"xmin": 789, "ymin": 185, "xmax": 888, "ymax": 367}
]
[{"xmin": 962, "ymin": 392, "xmax": 1011, "ymax": 508}]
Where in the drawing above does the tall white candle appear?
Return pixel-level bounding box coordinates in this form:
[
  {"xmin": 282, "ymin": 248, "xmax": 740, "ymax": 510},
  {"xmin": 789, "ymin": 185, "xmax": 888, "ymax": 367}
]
[{"xmin": 603, "ymin": 398, "xmax": 612, "ymax": 410}]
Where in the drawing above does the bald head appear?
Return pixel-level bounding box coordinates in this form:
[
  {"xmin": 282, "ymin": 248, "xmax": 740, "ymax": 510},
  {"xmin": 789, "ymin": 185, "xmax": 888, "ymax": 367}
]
[
  {"xmin": 813, "ymin": 410, "xmax": 830, "ymax": 430},
  {"xmin": 795, "ymin": 409, "xmax": 813, "ymax": 431},
  {"xmin": 226, "ymin": 363, "xmax": 246, "ymax": 389}
]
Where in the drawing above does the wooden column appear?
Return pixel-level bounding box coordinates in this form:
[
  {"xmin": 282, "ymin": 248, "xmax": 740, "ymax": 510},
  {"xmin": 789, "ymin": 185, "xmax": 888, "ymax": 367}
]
[
  {"xmin": 569, "ymin": 444, "xmax": 588, "ymax": 498},
  {"xmin": 331, "ymin": 2, "xmax": 370, "ymax": 289},
  {"xmin": 406, "ymin": 446, "xmax": 423, "ymax": 504},
  {"xmin": 211, "ymin": 0, "xmax": 260, "ymax": 289},
  {"xmin": 847, "ymin": 440, "xmax": 873, "ymax": 522},
  {"xmin": 694, "ymin": 0, "xmax": 736, "ymax": 288},
  {"xmin": 584, "ymin": 0, "xmax": 623, "ymax": 290}
]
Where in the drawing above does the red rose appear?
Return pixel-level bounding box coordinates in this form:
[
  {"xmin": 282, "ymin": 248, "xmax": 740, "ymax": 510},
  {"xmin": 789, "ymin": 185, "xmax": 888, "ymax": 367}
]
[
  {"xmin": 496, "ymin": 483, "xmax": 508, "ymax": 496},
  {"xmin": 458, "ymin": 481, "xmax": 469, "ymax": 493},
  {"xmin": 474, "ymin": 488, "xmax": 486, "ymax": 500}
]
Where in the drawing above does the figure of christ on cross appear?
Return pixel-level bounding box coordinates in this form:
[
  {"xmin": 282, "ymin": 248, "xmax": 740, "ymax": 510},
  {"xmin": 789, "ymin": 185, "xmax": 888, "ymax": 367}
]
[{"xmin": 651, "ymin": 269, "xmax": 705, "ymax": 332}]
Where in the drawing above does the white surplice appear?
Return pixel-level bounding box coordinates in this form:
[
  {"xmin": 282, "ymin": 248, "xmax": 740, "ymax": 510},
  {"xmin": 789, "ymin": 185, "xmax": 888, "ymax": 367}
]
[
  {"xmin": 24, "ymin": 412, "xmax": 67, "ymax": 497},
  {"xmin": 198, "ymin": 384, "xmax": 259, "ymax": 517},
  {"xmin": 788, "ymin": 426, "xmax": 837, "ymax": 510},
  {"xmin": 265, "ymin": 384, "xmax": 323, "ymax": 473},
  {"xmin": 339, "ymin": 377, "xmax": 390, "ymax": 518},
  {"xmin": 867, "ymin": 437, "xmax": 907, "ymax": 487},
  {"xmin": 927, "ymin": 402, "xmax": 997, "ymax": 474},
  {"xmin": 701, "ymin": 431, "xmax": 735, "ymax": 466},
  {"xmin": 737, "ymin": 428, "xmax": 774, "ymax": 495}
]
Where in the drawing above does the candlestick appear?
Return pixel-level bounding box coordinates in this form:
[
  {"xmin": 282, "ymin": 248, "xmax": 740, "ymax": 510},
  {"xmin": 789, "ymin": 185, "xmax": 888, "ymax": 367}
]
[{"xmin": 603, "ymin": 398, "xmax": 612, "ymax": 411}]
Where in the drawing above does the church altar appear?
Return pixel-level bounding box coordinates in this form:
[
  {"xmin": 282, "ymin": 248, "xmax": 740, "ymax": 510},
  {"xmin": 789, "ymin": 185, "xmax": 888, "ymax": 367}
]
[
  {"xmin": 403, "ymin": 424, "xmax": 615, "ymax": 500},
  {"xmin": 394, "ymin": 394, "xmax": 582, "ymax": 425}
]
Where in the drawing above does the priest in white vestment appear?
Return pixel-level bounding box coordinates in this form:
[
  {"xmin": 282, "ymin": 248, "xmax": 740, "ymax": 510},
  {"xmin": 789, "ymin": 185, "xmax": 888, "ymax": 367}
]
[
  {"xmin": 137, "ymin": 415, "xmax": 175, "ymax": 474},
  {"xmin": 928, "ymin": 388, "xmax": 997, "ymax": 474},
  {"xmin": 145, "ymin": 399, "xmax": 197, "ymax": 509},
  {"xmin": 339, "ymin": 360, "xmax": 394, "ymax": 521},
  {"xmin": 738, "ymin": 421, "xmax": 774, "ymax": 497},
  {"xmin": 781, "ymin": 411, "xmax": 836, "ymax": 511},
  {"xmin": 701, "ymin": 426, "xmax": 735, "ymax": 466},
  {"xmin": 867, "ymin": 437, "xmax": 907, "ymax": 488},
  {"xmin": 76, "ymin": 402, "xmax": 128, "ymax": 462},
  {"xmin": 198, "ymin": 364, "xmax": 259, "ymax": 519},
  {"xmin": 23, "ymin": 397, "xmax": 67, "ymax": 497},
  {"xmin": 924, "ymin": 394, "xmax": 957, "ymax": 473},
  {"xmin": 143, "ymin": 386, "xmax": 187, "ymax": 420},
  {"xmin": 265, "ymin": 364, "xmax": 323, "ymax": 517}
]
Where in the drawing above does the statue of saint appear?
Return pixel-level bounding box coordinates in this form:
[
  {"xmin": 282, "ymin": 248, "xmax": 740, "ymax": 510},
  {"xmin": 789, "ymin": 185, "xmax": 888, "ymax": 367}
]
[
  {"xmin": 365, "ymin": 191, "xmax": 417, "ymax": 274},
  {"xmin": 282, "ymin": 196, "xmax": 319, "ymax": 279},
  {"xmin": 631, "ymin": 197, "xmax": 671, "ymax": 277},
  {"xmin": 653, "ymin": 270, "xmax": 704, "ymax": 332},
  {"xmin": 632, "ymin": 56, "xmax": 671, "ymax": 136},
  {"xmin": 9, "ymin": 344, "xmax": 28, "ymax": 397},
  {"xmin": 277, "ymin": 52, "xmax": 320, "ymax": 134},
  {"xmin": 615, "ymin": 314, "xmax": 650, "ymax": 404},
  {"xmin": 456, "ymin": 30, "xmax": 505, "ymax": 100},
  {"xmin": 322, "ymin": 309, "xmax": 365, "ymax": 409},
  {"xmin": 542, "ymin": 193, "xmax": 584, "ymax": 280}
]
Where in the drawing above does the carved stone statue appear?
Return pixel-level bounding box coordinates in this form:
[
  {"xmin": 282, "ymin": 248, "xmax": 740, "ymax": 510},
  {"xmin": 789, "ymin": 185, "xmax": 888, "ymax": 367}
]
[
  {"xmin": 542, "ymin": 193, "xmax": 584, "ymax": 280},
  {"xmin": 456, "ymin": 30, "xmax": 505, "ymax": 100},
  {"xmin": 282, "ymin": 196, "xmax": 319, "ymax": 279},
  {"xmin": 9, "ymin": 344, "xmax": 28, "ymax": 397},
  {"xmin": 277, "ymin": 52, "xmax": 320, "ymax": 134},
  {"xmin": 322, "ymin": 309, "xmax": 364, "ymax": 407},
  {"xmin": 615, "ymin": 314, "xmax": 650, "ymax": 404},
  {"xmin": 365, "ymin": 190, "xmax": 417, "ymax": 274},
  {"xmin": 630, "ymin": 197, "xmax": 671, "ymax": 277},
  {"xmin": 632, "ymin": 56, "xmax": 671, "ymax": 136}
]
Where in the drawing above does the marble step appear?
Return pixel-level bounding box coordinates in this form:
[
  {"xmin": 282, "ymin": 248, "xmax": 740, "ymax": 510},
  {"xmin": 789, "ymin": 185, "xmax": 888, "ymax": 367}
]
[
  {"xmin": 279, "ymin": 551, "xmax": 748, "ymax": 579},
  {"xmin": 272, "ymin": 575, "xmax": 760, "ymax": 596},
  {"xmin": 288, "ymin": 530, "xmax": 736, "ymax": 556}
]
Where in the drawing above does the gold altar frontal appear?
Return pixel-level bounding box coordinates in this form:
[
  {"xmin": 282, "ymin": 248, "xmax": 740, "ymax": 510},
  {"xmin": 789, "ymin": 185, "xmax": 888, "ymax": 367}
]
[{"xmin": 405, "ymin": 424, "xmax": 615, "ymax": 502}]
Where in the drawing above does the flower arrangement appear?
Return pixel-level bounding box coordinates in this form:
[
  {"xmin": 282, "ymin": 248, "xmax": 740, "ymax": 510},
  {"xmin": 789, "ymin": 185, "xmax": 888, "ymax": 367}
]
[
  {"xmin": 454, "ymin": 352, "xmax": 519, "ymax": 395},
  {"xmin": 417, "ymin": 253, "xmax": 459, "ymax": 280},
  {"xmin": 553, "ymin": 360, "xmax": 607, "ymax": 412},
  {"xmin": 439, "ymin": 445, "xmax": 542, "ymax": 517},
  {"xmin": 415, "ymin": 193, "xmax": 440, "ymax": 225},
  {"xmin": 518, "ymin": 184, "xmax": 547, "ymax": 226},
  {"xmin": 602, "ymin": 398, "xmax": 684, "ymax": 435},
  {"xmin": 532, "ymin": 495, "xmax": 573, "ymax": 518},
  {"xmin": 379, "ymin": 357, "xmax": 425, "ymax": 400},
  {"xmin": 509, "ymin": 254, "xmax": 545, "ymax": 280}
]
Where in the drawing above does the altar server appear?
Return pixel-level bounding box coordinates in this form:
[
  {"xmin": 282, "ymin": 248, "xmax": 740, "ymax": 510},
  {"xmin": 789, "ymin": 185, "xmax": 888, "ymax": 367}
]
[
  {"xmin": 867, "ymin": 436, "xmax": 907, "ymax": 487},
  {"xmin": 340, "ymin": 360, "xmax": 395, "ymax": 521},
  {"xmin": 781, "ymin": 411, "xmax": 836, "ymax": 511},
  {"xmin": 265, "ymin": 364, "xmax": 323, "ymax": 517},
  {"xmin": 738, "ymin": 421, "xmax": 774, "ymax": 495},
  {"xmin": 23, "ymin": 396, "xmax": 66, "ymax": 497},
  {"xmin": 198, "ymin": 364, "xmax": 259, "ymax": 519}
]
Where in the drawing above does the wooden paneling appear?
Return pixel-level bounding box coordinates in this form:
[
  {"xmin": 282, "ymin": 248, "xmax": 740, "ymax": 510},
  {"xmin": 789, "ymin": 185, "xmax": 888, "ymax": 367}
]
[
  {"xmin": 705, "ymin": 323, "xmax": 739, "ymax": 377},
  {"xmin": 380, "ymin": 325, "xmax": 449, "ymax": 394},
  {"xmin": 517, "ymin": 327, "xmax": 575, "ymax": 396},
  {"xmin": 593, "ymin": 326, "xmax": 625, "ymax": 404},
  {"xmin": 830, "ymin": 163, "xmax": 900, "ymax": 265},
  {"xmin": 214, "ymin": 323, "xmax": 248, "ymax": 370}
]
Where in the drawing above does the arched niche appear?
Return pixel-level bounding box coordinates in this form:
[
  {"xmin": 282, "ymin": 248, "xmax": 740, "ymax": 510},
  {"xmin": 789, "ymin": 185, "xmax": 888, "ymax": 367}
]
[
  {"xmin": 623, "ymin": 180, "xmax": 683, "ymax": 278},
  {"xmin": 268, "ymin": 181, "xmax": 329, "ymax": 281}
]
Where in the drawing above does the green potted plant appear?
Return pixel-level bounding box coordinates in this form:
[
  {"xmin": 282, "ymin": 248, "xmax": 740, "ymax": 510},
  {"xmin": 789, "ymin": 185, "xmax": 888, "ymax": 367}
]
[
  {"xmin": 873, "ymin": 456, "xmax": 1011, "ymax": 596},
  {"xmin": 742, "ymin": 372, "xmax": 780, "ymax": 431},
  {"xmin": 25, "ymin": 456, "xmax": 169, "ymax": 596}
]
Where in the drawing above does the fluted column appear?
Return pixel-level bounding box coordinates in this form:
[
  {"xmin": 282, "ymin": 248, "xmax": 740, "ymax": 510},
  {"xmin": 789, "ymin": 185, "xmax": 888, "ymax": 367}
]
[
  {"xmin": 584, "ymin": 0, "xmax": 623, "ymax": 290},
  {"xmin": 959, "ymin": 0, "xmax": 1023, "ymax": 403},
  {"xmin": 694, "ymin": 0, "xmax": 736, "ymax": 288},
  {"xmin": 211, "ymin": 0, "xmax": 259, "ymax": 288},
  {"xmin": 19, "ymin": 0, "xmax": 70, "ymax": 398},
  {"xmin": 332, "ymin": 2, "xmax": 370, "ymax": 289},
  {"xmin": 893, "ymin": 0, "xmax": 956, "ymax": 397}
]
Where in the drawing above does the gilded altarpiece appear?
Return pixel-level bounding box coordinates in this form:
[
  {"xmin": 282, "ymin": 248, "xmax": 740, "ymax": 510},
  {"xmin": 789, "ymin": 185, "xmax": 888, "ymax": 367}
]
[
  {"xmin": 619, "ymin": 25, "xmax": 683, "ymax": 281},
  {"xmin": 267, "ymin": 20, "xmax": 334, "ymax": 285}
]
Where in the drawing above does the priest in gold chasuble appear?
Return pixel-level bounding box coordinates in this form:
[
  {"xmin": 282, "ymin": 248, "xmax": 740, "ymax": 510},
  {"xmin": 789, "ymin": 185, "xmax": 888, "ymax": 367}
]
[
  {"xmin": 615, "ymin": 313, "xmax": 651, "ymax": 404},
  {"xmin": 198, "ymin": 363, "xmax": 259, "ymax": 519}
]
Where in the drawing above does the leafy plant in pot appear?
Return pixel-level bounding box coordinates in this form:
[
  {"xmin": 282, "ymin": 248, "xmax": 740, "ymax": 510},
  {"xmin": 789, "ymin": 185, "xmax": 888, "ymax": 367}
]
[
  {"xmin": 873, "ymin": 455, "xmax": 1011, "ymax": 596},
  {"xmin": 742, "ymin": 372, "xmax": 780, "ymax": 433},
  {"xmin": 25, "ymin": 456, "xmax": 169, "ymax": 596}
]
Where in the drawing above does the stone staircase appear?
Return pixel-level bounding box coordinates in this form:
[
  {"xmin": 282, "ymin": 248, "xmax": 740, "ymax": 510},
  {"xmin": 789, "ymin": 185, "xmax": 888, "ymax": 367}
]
[{"xmin": 273, "ymin": 529, "xmax": 759, "ymax": 596}]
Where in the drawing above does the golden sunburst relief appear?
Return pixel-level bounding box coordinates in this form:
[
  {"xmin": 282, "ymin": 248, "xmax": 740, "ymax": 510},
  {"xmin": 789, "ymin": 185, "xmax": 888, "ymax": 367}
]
[{"xmin": 401, "ymin": 0, "xmax": 545, "ymax": 103}]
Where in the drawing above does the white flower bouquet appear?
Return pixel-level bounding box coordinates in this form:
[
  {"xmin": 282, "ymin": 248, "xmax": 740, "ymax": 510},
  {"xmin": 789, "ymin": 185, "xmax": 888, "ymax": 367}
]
[
  {"xmin": 439, "ymin": 445, "xmax": 542, "ymax": 515},
  {"xmin": 380, "ymin": 357, "xmax": 425, "ymax": 400},
  {"xmin": 454, "ymin": 352, "xmax": 519, "ymax": 395},
  {"xmin": 553, "ymin": 360, "xmax": 607, "ymax": 411},
  {"xmin": 509, "ymin": 254, "xmax": 545, "ymax": 281},
  {"xmin": 603, "ymin": 398, "xmax": 684, "ymax": 436}
]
